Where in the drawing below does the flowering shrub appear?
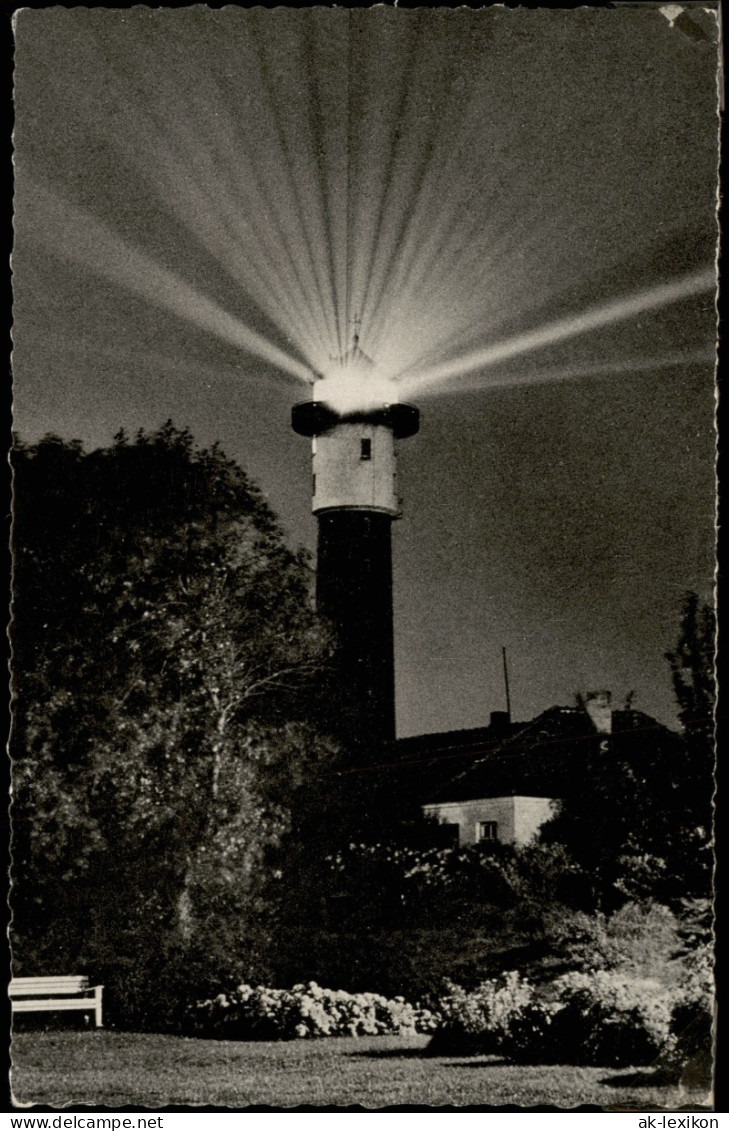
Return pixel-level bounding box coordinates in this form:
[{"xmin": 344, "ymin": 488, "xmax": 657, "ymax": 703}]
[
  {"xmin": 191, "ymin": 981, "xmax": 438, "ymax": 1040},
  {"xmin": 663, "ymin": 942, "xmax": 714, "ymax": 1079},
  {"xmin": 427, "ymin": 972, "xmax": 533, "ymax": 1055},
  {"xmin": 327, "ymin": 843, "xmax": 458, "ymax": 889},
  {"xmin": 428, "ymin": 969, "xmax": 676, "ymax": 1067},
  {"xmin": 501, "ymin": 999, "xmax": 562, "ymax": 1060},
  {"xmin": 599, "ymin": 902, "xmax": 682, "ymax": 978},
  {"xmin": 324, "ymin": 841, "xmax": 518, "ymax": 925},
  {"xmin": 503, "ymin": 971, "xmax": 674, "ymax": 1067}
]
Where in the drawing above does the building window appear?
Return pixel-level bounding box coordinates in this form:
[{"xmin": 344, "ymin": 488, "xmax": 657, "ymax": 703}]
[
  {"xmin": 477, "ymin": 821, "xmax": 498, "ymax": 843},
  {"xmin": 360, "ymin": 438, "xmax": 372, "ymax": 460}
]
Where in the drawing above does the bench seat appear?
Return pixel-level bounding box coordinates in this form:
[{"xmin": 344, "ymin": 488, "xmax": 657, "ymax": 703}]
[{"xmin": 10, "ymin": 975, "xmax": 104, "ymax": 1027}]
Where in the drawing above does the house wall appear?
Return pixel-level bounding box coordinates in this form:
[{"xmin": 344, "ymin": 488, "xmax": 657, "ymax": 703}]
[
  {"xmin": 513, "ymin": 796, "xmax": 554, "ymax": 843},
  {"xmin": 423, "ymin": 796, "xmax": 554, "ymax": 848}
]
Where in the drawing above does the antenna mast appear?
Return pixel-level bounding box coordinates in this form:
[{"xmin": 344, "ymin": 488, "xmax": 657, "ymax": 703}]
[{"xmin": 502, "ymin": 646, "xmax": 512, "ymax": 722}]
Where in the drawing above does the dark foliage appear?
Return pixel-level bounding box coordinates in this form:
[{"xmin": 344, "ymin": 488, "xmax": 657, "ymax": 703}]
[
  {"xmin": 10, "ymin": 424, "xmax": 337, "ymax": 1025},
  {"xmin": 265, "ymin": 842, "xmax": 649, "ymax": 1003},
  {"xmin": 541, "ymin": 594, "xmax": 715, "ymax": 911}
]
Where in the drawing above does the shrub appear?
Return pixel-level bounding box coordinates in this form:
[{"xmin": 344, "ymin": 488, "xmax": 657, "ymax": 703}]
[
  {"xmin": 659, "ymin": 941, "xmax": 715, "ymax": 1084},
  {"xmin": 427, "ymin": 972, "xmax": 533, "ymax": 1055},
  {"xmin": 600, "ymin": 902, "xmax": 681, "ymax": 978},
  {"xmin": 190, "ymin": 981, "xmax": 438, "ymax": 1040},
  {"xmin": 270, "ymin": 919, "xmax": 551, "ymax": 1005},
  {"xmin": 319, "ymin": 841, "xmax": 519, "ymax": 930},
  {"xmin": 503, "ymin": 999, "xmax": 562, "ymax": 1060},
  {"xmin": 503, "ymin": 971, "xmax": 674, "ymax": 1067}
]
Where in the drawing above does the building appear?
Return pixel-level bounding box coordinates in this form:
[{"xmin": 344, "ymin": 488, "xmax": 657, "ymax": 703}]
[
  {"xmin": 395, "ymin": 692, "xmax": 677, "ymax": 848},
  {"xmin": 292, "ymin": 338, "xmax": 419, "ymax": 754},
  {"xmin": 290, "ymin": 357, "xmax": 682, "ymax": 841}
]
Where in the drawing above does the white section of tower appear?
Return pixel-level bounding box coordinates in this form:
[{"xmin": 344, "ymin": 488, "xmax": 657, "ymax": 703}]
[{"xmin": 311, "ymin": 421, "xmax": 398, "ymax": 516}]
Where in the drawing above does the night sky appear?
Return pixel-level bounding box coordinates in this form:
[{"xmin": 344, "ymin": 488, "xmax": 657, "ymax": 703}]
[{"xmin": 12, "ymin": 6, "xmax": 719, "ymax": 735}]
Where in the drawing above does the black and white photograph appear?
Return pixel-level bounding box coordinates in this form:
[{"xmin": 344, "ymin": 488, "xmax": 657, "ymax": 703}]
[{"xmin": 9, "ymin": 3, "xmax": 720, "ymax": 1111}]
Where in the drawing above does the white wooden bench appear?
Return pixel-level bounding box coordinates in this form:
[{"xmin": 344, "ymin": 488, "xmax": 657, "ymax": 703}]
[{"xmin": 10, "ymin": 975, "xmax": 104, "ymax": 1027}]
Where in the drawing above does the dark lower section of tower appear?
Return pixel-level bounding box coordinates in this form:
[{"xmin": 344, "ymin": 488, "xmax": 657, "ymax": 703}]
[{"xmin": 316, "ymin": 511, "xmax": 395, "ymax": 751}]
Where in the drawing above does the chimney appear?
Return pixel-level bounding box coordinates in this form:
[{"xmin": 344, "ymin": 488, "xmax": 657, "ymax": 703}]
[
  {"xmin": 490, "ymin": 710, "xmax": 511, "ymax": 733},
  {"xmin": 583, "ymin": 691, "xmax": 612, "ymax": 735}
]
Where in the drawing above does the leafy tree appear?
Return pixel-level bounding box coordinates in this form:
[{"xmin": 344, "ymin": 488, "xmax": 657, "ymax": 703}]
[
  {"xmin": 615, "ymin": 593, "xmax": 716, "ymax": 907},
  {"xmin": 10, "ymin": 424, "xmax": 337, "ymax": 1022},
  {"xmin": 540, "ymin": 595, "xmax": 716, "ymax": 910},
  {"xmin": 664, "ymin": 591, "xmax": 716, "ymax": 835},
  {"xmin": 665, "ymin": 593, "xmax": 716, "ymax": 732}
]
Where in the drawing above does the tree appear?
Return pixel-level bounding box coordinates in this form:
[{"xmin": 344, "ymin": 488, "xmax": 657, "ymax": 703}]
[
  {"xmin": 10, "ymin": 424, "xmax": 337, "ymax": 1022},
  {"xmin": 664, "ymin": 591, "xmax": 716, "ymax": 837},
  {"xmin": 539, "ymin": 714, "xmax": 689, "ymax": 909},
  {"xmin": 665, "ymin": 592, "xmax": 716, "ymax": 732},
  {"xmin": 540, "ymin": 595, "xmax": 716, "ymax": 910}
]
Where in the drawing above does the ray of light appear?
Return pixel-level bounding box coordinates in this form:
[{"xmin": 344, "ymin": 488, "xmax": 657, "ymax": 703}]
[
  {"xmin": 396, "ymin": 269, "xmax": 716, "ymax": 395},
  {"xmin": 411, "ymin": 347, "xmax": 717, "ymax": 399},
  {"xmin": 20, "ymin": 12, "xmax": 718, "ymax": 414},
  {"xmin": 349, "ymin": 16, "xmax": 424, "ymax": 349},
  {"xmin": 248, "ymin": 13, "xmax": 343, "ymax": 359},
  {"xmin": 82, "ymin": 22, "xmax": 333, "ymax": 367},
  {"xmin": 22, "ymin": 181, "xmax": 314, "ymax": 385}
]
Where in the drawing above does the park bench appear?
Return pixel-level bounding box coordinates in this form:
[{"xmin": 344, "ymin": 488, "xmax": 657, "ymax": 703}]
[{"xmin": 9, "ymin": 975, "xmax": 104, "ymax": 1028}]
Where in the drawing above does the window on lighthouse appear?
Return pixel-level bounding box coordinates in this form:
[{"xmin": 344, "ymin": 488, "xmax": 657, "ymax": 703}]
[{"xmin": 360, "ymin": 438, "xmax": 372, "ymax": 460}]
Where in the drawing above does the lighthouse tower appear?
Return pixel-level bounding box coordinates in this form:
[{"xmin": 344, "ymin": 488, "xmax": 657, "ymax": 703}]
[{"xmin": 292, "ymin": 336, "xmax": 419, "ymax": 752}]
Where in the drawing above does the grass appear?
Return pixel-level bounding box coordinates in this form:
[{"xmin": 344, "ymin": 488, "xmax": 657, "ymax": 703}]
[{"xmin": 10, "ymin": 1030, "xmax": 713, "ymax": 1109}]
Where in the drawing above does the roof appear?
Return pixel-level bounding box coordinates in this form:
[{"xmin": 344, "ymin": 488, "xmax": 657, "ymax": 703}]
[{"xmin": 395, "ymin": 706, "xmax": 679, "ymax": 805}]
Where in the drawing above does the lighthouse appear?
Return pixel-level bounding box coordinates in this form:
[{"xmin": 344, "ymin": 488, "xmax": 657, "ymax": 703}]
[{"xmin": 292, "ymin": 335, "xmax": 419, "ymax": 752}]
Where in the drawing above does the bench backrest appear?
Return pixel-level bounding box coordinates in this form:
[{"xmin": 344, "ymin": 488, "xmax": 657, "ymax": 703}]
[{"xmin": 9, "ymin": 976, "xmax": 90, "ymax": 997}]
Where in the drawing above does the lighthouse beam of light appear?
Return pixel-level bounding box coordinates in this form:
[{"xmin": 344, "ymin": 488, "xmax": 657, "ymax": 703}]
[
  {"xmin": 23, "ymin": 181, "xmax": 314, "ymax": 386},
  {"xmin": 408, "ymin": 347, "xmax": 717, "ymax": 399},
  {"xmin": 20, "ymin": 13, "xmax": 718, "ymax": 406},
  {"xmin": 245, "ymin": 16, "xmax": 345, "ymax": 360},
  {"xmin": 395, "ymin": 268, "xmax": 717, "ymax": 396},
  {"xmin": 85, "ymin": 23, "xmax": 335, "ymax": 369}
]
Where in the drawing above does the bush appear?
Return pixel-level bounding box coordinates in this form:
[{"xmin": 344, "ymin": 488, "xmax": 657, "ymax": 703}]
[
  {"xmin": 599, "ymin": 902, "xmax": 681, "ymax": 977},
  {"xmin": 658, "ymin": 941, "xmax": 715, "ymax": 1084},
  {"xmin": 529, "ymin": 902, "xmax": 683, "ymax": 984},
  {"xmin": 427, "ymin": 972, "xmax": 533, "ymax": 1055},
  {"xmin": 319, "ymin": 841, "xmax": 520, "ymax": 930},
  {"xmin": 504, "ymin": 971, "xmax": 674, "ymax": 1067},
  {"xmin": 190, "ymin": 981, "xmax": 438, "ymax": 1040},
  {"xmin": 428, "ymin": 969, "xmax": 675, "ymax": 1067},
  {"xmin": 270, "ymin": 917, "xmax": 556, "ymax": 1005}
]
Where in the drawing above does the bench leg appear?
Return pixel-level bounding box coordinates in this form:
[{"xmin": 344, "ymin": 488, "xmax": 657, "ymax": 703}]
[{"xmin": 95, "ymin": 988, "xmax": 103, "ymax": 1028}]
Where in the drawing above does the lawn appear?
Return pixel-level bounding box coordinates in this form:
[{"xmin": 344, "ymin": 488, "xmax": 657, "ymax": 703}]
[{"xmin": 10, "ymin": 1031, "xmax": 712, "ymax": 1109}]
